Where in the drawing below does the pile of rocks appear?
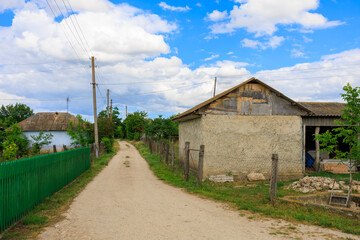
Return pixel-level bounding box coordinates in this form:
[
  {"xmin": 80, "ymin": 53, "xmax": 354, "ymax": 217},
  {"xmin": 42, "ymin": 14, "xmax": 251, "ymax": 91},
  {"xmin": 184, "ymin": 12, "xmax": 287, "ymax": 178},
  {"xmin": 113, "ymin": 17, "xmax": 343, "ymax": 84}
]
[{"xmin": 286, "ymin": 176, "xmax": 360, "ymax": 193}]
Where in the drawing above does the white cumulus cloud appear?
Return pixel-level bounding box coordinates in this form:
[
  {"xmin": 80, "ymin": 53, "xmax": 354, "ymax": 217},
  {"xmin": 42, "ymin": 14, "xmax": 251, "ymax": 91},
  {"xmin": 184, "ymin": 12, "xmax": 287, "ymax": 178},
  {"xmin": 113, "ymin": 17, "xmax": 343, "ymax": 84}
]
[
  {"xmin": 158, "ymin": 2, "xmax": 190, "ymax": 12},
  {"xmin": 207, "ymin": 10, "xmax": 228, "ymax": 21},
  {"xmin": 210, "ymin": 0, "xmax": 343, "ymax": 36},
  {"xmin": 241, "ymin": 36, "xmax": 285, "ymax": 50}
]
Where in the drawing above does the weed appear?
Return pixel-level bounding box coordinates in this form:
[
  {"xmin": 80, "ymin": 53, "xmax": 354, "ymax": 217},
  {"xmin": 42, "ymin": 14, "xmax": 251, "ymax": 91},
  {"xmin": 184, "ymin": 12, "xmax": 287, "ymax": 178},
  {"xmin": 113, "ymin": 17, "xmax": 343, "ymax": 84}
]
[
  {"xmin": 22, "ymin": 215, "xmax": 48, "ymax": 225},
  {"xmin": 126, "ymin": 156, "xmax": 130, "ymax": 158},
  {"xmin": 247, "ymin": 216, "xmax": 254, "ymax": 219}
]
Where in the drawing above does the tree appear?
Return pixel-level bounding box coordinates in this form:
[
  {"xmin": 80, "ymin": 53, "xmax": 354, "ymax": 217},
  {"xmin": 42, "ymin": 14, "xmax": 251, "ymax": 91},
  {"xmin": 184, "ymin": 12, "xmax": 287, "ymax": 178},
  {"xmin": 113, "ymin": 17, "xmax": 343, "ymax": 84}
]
[
  {"xmin": 123, "ymin": 111, "xmax": 147, "ymax": 140},
  {"xmin": 316, "ymin": 83, "xmax": 360, "ymax": 180},
  {"xmin": 31, "ymin": 131, "xmax": 53, "ymax": 154},
  {"xmin": 66, "ymin": 115, "xmax": 92, "ymax": 147},
  {"xmin": 145, "ymin": 115, "xmax": 178, "ymax": 140},
  {"xmin": 0, "ymin": 103, "xmax": 33, "ymax": 128},
  {"xmin": 98, "ymin": 117, "xmax": 114, "ymax": 140},
  {"xmin": 1, "ymin": 124, "xmax": 30, "ymax": 161}
]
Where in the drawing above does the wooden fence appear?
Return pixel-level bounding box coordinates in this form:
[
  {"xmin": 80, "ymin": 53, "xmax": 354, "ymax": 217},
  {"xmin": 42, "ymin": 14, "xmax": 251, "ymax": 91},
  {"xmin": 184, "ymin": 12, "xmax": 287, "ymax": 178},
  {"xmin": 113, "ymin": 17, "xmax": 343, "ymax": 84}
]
[
  {"xmin": 0, "ymin": 147, "xmax": 91, "ymax": 233},
  {"xmin": 142, "ymin": 137, "xmax": 205, "ymax": 186}
]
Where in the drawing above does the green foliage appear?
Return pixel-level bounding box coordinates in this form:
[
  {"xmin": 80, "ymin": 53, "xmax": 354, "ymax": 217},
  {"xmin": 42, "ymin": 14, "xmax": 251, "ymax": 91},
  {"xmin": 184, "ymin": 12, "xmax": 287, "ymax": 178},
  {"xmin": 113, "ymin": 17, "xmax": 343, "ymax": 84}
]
[
  {"xmin": 98, "ymin": 117, "xmax": 114, "ymax": 140},
  {"xmin": 123, "ymin": 111, "xmax": 147, "ymax": 140},
  {"xmin": 2, "ymin": 141, "xmax": 18, "ymax": 162},
  {"xmin": 0, "ymin": 103, "xmax": 33, "ymax": 128},
  {"xmin": 101, "ymin": 137, "xmax": 114, "ymax": 153},
  {"xmin": 145, "ymin": 115, "xmax": 178, "ymax": 140},
  {"xmin": 315, "ymin": 84, "xmax": 360, "ymax": 165},
  {"xmin": 134, "ymin": 132, "xmax": 141, "ymax": 141},
  {"xmin": 22, "ymin": 214, "xmax": 48, "ymax": 225},
  {"xmin": 30, "ymin": 131, "xmax": 54, "ymax": 154},
  {"xmin": 67, "ymin": 115, "xmax": 92, "ymax": 147},
  {"xmin": 115, "ymin": 125, "xmax": 124, "ymax": 139},
  {"xmin": 1, "ymin": 124, "xmax": 29, "ymax": 161}
]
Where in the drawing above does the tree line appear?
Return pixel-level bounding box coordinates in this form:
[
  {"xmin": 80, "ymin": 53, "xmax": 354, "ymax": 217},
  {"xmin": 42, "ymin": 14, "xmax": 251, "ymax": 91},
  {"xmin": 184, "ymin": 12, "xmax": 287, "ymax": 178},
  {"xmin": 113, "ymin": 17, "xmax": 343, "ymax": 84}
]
[{"xmin": 0, "ymin": 103, "xmax": 178, "ymax": 162}]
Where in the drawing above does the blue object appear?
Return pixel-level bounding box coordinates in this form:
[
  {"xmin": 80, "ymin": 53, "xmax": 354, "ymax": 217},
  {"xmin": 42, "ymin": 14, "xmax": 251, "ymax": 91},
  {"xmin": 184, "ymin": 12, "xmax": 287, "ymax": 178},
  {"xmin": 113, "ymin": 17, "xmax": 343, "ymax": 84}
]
[{"xmin": 305, "ymin": 152, "xmax": 315, "ymax": 168}]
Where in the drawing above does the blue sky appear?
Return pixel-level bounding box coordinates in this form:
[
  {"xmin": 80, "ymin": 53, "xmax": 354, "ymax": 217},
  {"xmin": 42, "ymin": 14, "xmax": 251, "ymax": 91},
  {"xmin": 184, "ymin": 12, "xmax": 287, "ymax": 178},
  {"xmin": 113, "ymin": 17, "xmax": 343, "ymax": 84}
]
[{"xmin": 0, "ymin": 0, "xmax": 359, "ymax": 120}]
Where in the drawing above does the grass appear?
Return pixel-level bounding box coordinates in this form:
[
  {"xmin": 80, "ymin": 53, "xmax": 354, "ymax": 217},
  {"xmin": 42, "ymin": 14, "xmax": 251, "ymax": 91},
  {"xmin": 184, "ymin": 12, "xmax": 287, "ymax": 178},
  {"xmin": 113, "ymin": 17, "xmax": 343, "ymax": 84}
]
[
  {"xmin": 1, "ymin": 142, "xmax": 119, "ymax": 240},
  {"xmin": 307, "ymin": 171, "xmax": 360, "ymax": 184},
  {"xmin": 133, "ymin": 141, "xmax": 360, "ymax": 235}
]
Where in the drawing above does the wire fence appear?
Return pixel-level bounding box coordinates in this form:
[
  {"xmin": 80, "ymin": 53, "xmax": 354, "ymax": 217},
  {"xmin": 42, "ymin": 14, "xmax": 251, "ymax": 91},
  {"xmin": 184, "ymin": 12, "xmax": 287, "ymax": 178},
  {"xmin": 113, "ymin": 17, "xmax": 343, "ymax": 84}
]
[{"xmin": 0, "ymin": 147, "xmax": 91, "ymax": 233}]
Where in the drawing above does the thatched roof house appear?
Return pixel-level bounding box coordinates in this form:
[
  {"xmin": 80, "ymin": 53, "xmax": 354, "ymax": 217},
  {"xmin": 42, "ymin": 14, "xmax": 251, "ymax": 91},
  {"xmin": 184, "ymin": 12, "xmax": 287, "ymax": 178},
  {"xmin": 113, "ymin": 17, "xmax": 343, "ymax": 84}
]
[{"xmin": 18, "ymin": 112, "xmax": 78, "ymax": 151}]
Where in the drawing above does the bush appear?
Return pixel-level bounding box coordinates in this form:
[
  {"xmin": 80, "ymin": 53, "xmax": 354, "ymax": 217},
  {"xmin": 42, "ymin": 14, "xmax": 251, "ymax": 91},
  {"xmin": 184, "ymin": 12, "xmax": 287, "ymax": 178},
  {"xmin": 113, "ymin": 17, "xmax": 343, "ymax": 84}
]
[
  {"xmin": 101, "ymin": 137, "xmax": 113, "ymax": 153},
  {"xmin": 115, "ymin": 125, "xmax": 124, "ymax": 139},
  {"xmin": 134, "ymin": 132, "xmax": 141, "ymax": 141}
]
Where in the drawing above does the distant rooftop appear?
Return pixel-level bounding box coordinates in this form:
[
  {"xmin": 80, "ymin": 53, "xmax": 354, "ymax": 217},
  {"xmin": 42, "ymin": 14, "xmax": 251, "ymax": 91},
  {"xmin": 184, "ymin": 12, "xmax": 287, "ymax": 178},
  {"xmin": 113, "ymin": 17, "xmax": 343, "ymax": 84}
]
[{"xmin": 17, "ymin": 112, "xmax": 78, "ymax": 132}]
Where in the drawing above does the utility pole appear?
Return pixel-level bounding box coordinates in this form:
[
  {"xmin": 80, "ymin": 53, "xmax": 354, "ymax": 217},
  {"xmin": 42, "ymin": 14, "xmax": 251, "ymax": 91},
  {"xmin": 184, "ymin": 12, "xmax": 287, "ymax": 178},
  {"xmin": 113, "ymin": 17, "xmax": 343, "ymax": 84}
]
[
  {"xmin": 110, "ymin": 99, "xmax": 113, "ymax": 120},
  {"xmin": 107, "ymin": 89, "xmax": 110, "ymax": 118},
  {"xmin": 66, "ymin": 97, "xmax": 69, "ymax": 113},
  {"xmin": 213, "ymin": 77, "xmax": 217, "ymax": 97},
  {"xmin": 125, "ymin": 105, "xmax": 127, "ymax": 117},
  {"xmin": 91, "ymin": 56, "xmax": 99, "ymax": 158}
]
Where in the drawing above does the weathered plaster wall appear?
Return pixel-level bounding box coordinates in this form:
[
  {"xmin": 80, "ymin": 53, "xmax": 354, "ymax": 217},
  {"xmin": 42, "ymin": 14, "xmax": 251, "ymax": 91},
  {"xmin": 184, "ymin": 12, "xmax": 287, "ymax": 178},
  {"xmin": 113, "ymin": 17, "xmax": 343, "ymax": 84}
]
[
  {"xmin": 178, "ymin": 118, "xmax": 202, "ymax": 169},
  {"xmin": 201, "ymin": 115, "xmax": 303, "ymax": 180}
]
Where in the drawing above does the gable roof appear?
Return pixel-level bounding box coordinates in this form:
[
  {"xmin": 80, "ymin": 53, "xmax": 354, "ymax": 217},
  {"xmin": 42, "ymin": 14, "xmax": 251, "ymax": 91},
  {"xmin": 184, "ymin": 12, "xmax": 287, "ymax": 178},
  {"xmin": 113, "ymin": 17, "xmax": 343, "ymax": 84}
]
[
  {"xmin": 17, "ymin": 112, "xmax": 78, "ymax": 132},
  {"xmin": 298, "ymin": 102, "xmax": 345, "ymax": 117},
  {"xmin": 172, "ymin": 77, "xmax": 313, "ymax": 121}
]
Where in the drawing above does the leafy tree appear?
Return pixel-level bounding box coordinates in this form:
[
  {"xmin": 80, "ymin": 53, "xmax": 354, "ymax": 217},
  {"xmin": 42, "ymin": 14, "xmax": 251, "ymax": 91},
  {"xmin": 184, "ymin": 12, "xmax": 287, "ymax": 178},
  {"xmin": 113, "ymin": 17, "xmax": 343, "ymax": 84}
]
[
  {"xmin": 98, "ymin": 117, "xmax": 114, "ymax": 140},
  {"xmin": 0, "ymin": 103, "xmax": 33, "ymax": 128},
  {"xmin": 1, "ymin": 124, "xmax": 29, "ymax": 161},
  {"xmin": 145, "ymin": 115, "xmax": 178, "ymax": 140},
  {"xmin": 67, "ymin": 115, "xmax": 92, "ymax": 147},
  {"xmin": 123, "ymin": 111, "xmax": 147, "ymax": 140},
  {"xmin": 316, "ymin": 83, "xmax": 360, "ymax": 179},
  {"xmin": 31, "ymin": 131, "xmax": 53, "ymax": 154}
]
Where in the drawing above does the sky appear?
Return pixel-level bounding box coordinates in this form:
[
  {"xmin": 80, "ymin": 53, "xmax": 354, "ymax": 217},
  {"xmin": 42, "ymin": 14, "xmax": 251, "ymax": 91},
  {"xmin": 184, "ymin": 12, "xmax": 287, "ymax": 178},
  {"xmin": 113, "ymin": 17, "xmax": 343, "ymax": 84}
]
[{"xmin": 0, "ymin": 0, "xmax": 359, "ymax": 121}]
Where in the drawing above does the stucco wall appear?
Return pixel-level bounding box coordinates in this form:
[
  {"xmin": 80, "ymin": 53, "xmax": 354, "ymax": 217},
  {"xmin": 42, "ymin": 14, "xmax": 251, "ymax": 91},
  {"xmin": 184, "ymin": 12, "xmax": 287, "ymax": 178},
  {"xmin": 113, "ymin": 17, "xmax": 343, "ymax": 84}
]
[
  {"xmin": 178, "ymin": 118, "xmax": 202, "ymax": 168},
  {"xmin": 23, "ymin": 131, "xmax": 73, "ymax": 151},
  {"xmin": 201, "ymin": 115, "xmax": 303, "ymax": 180}
]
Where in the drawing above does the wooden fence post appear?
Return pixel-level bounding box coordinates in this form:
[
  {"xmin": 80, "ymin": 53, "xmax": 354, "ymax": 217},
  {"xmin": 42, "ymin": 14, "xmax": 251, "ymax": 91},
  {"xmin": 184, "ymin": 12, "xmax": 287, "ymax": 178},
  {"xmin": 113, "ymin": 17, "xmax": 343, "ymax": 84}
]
[
  {"xmin": 269, "ymin": 154, "xmax": 279, "ymax": 205},
  {"xmin": 165, "ymin": 143, "xmax": 169, "ymax": 164},
  {"xmin": 171, "ymin": 144, "xmax": 175, "ymax": 170},
  {"xmin": 149, "ymin": 137, "xmax": 153, "ymax": 154},
  {"xmin": 53, "ymin": 145, "xmax": 57, "ymax": 153},
  {"xmin": 197, "ymin": 145, "xmax": 205, "ymax": 186},
  {"xmin": 184, "ymin": 142, "xmax": 190, "ymax": 181}
]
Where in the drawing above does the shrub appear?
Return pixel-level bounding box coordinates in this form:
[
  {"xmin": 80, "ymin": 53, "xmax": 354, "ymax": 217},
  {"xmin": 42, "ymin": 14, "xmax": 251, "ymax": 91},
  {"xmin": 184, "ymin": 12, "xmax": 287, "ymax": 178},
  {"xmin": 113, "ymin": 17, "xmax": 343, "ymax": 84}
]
[
  {"xmin": 101, "ymin": 137, "xmax": 113, "ymax": 153},
  {"xmin": 134, "ymin": 132, "xmax": 141, "ymax": 141}
]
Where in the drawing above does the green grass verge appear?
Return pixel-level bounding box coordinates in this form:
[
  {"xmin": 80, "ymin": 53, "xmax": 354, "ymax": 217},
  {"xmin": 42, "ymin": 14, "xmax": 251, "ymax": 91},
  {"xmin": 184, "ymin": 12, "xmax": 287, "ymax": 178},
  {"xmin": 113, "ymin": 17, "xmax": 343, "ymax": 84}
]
[
  {"xmin": 134, "ymin": 141, "xmax": 360, "ymax": 235},
  {"xmin": 1, "ymin": 142, "xmax": 119, "ymax": 240}
]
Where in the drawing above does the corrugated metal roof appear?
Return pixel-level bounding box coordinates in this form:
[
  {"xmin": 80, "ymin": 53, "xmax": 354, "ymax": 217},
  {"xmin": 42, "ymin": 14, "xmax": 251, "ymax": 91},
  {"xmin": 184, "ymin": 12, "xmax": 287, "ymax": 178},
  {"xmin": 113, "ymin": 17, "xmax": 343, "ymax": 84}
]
[
  {"xmin": 17, "ymin": 112, "xmax": 78, "ymax": 131},
  {"xmin": 298, "ymin": 102, "xmax": 345, "ymax": 117},
  {"xmin": 172, "ymin": 77, "xmax": 312, "ymax": 121}
]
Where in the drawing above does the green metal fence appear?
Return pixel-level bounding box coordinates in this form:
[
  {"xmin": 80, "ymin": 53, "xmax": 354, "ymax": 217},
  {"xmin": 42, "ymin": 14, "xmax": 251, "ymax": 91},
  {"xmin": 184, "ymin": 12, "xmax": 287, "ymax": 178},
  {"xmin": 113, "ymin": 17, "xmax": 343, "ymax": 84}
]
[{"xmin": 0, "ymin": 147, "xmax": 90, "ymax": 233}]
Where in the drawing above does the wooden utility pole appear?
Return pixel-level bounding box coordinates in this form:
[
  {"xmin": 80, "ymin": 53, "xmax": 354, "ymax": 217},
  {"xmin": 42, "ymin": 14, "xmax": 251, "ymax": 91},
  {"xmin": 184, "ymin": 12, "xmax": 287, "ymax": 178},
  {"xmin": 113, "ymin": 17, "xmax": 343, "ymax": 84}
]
[
  {"xmin": 66, "ymin": 97, "xmax": 69, "ymax": 113},
  {"xmin": 91, "ymin": 56, "xmax": 99, "ymax": 158},
  {"xmin": 315, "ymin": 126, "xmax": 321, "ymax": 172},
  {"xmin": 269, "ymin": 154, "xmax": 279, "ymax": 205},
  {"xmin": 110, "ymin": 99, "xmax": 113, "ymax": 120},
  {"xmin": 213, "ymin": 77, "xmax": 217, "ymax": 97},
  {"xmin": 107, "ymin": 89, "xmax": 110, "ymax": 118}
]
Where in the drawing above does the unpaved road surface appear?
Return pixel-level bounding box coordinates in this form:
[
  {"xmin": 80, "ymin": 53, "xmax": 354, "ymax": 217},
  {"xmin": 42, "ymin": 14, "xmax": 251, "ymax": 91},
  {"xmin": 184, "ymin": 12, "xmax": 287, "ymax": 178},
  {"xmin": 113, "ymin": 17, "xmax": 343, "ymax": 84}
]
[{"xmin": 39, "ymin": 141, "xmax": 359, "ymax": 240}]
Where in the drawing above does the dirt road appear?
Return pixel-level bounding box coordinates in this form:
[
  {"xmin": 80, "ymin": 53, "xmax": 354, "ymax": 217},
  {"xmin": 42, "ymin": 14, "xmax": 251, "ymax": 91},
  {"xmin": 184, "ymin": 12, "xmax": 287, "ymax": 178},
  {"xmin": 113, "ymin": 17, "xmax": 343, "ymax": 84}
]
[{"xmin": 39, "ymin": 141, "xmax": 358, "ymax": 240}]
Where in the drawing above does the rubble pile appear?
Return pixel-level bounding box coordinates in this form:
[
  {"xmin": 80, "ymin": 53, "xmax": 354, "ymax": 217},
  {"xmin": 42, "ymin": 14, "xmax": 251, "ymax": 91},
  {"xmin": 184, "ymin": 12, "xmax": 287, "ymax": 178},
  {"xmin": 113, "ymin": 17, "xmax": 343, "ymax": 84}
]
[{"xmin": 286, "ymin": 176, "xmax": 360, "ymax": 193}]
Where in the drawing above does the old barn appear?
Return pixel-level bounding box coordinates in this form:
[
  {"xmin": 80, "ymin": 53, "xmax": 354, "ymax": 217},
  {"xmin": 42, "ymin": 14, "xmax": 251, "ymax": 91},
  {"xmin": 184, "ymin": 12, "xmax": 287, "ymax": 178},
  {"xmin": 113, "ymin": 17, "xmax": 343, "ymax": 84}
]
[{"xmin": 173, "ymin": 77, "xmax": 345, "ymax": 180}]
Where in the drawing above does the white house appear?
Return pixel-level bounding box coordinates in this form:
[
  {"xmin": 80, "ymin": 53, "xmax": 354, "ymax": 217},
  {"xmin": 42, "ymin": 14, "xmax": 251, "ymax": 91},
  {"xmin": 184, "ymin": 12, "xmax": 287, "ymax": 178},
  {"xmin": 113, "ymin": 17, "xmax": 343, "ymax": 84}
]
[{"xmin": 17, "ymin": 112, "xmax": 78, "ymax": 151}]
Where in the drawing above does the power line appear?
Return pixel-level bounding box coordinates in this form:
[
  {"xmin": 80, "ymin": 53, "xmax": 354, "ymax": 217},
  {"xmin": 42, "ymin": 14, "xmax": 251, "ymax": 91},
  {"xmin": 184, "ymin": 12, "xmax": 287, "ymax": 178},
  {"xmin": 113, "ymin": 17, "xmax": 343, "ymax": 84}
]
[
  {"xmin": 60, "ymin": 0, "xmax": 91, "ymax": 58},
  {"xmin": 51, "ymin": 0, "xmax": 88, "ymax": 58},
  {"xmin": 65, "ymin": 0, "xmax": 93, "ymax": 56},
  {"xmin": 46, "ymin": 0, "xmax": 84, "ymax": 62}
]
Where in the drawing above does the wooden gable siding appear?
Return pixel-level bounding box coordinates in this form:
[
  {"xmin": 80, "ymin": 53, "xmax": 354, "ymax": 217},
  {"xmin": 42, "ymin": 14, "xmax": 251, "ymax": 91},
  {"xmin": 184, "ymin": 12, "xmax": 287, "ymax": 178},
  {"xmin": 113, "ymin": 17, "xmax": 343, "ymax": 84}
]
[{"xmin": 199, "ymin": 83, "xmax": 306, "ymax": 116}]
